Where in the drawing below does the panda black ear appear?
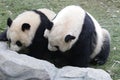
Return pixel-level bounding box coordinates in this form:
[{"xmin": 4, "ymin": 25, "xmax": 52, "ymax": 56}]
[
  {"xmin": 46, "ymin": 22, "xmax": 53, "ymax": 30},
  {"xmin": 65, "ymin": 35, "xmax": 76, "ymax": 43},
  {"xmin": 7, "ymin": 18, "xmax": 12, "ymax": 27},
  {"xmin": 22, "ymin": 23, "xmax": 31, "ymax": 31}
]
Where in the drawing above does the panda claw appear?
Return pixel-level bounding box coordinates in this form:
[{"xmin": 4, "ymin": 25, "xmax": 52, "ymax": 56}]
[
  {"xmin": 97, "ymin": 60, "xmax": 105, "ymax": 65},
  {"xmin": 91, "ymin": 58, "xmax": 105, "ymax": 65}
]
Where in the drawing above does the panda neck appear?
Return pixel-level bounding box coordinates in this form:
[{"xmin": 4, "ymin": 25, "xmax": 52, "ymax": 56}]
[{"xmin": 29, "ymin": 10, "xmax": 50, "ymax": 48}]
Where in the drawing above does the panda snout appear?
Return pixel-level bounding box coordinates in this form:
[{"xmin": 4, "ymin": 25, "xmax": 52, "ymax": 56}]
[
  {"xmin": 48, "ymin": 44, "xmax": 58, "ymax": 51},
  {"xmin": 54, "ymin": 46, "xmax": 59, "ymax": 50},
  {"xmin": 9, "ymin": 45, "xmax": 21, "ymax": 51}
]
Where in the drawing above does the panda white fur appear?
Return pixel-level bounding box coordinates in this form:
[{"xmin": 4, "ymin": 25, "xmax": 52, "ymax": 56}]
[
  {"xmin": 0, "ymin": 8, "xmax": 56, "ymax": 60},
  {"xmin": 44, "ymin": 5, "xmax": 110, "ymax": 67}
]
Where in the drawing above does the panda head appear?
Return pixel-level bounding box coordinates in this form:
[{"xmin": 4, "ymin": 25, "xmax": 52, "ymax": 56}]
[
  {"xmin": 7, "ymin": 9, "xmax": 54, "ymax": 51},
  {"xmin": 7, "ymin": 16, "xmax": 36, "ymax": 51},
  {"xmin": 44, "ymin": 5, "xmax": 85, "ymax": 52},
  {"xmin": 47, "ymin": 33, "xmax": 76, "ymax": 52},
  {"xmin": 44, "ymin": 25, "xmax": 76, "ymax": 52}
]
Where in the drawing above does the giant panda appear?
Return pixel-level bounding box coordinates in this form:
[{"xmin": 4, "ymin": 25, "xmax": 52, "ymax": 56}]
[
  {"xmin": 0, "ymin": 8, "xmax": 57, "ymax": 61},
  {"xmin": 44, "ymin": 5, "xmax": 111, "ymax": 67}
]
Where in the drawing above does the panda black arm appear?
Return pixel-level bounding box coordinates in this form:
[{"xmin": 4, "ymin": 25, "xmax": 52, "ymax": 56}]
[
  {"xmin": 69, "ymin": 13, "xmax": 97, "ymax": 67},
  {"xmin": 70, "ymin": 31, "xmax": 94, "ymax": 67}
]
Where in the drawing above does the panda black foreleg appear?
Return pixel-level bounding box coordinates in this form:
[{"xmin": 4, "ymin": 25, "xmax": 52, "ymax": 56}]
[
  {"xmin": 69, "ymin": 31, "xmax": 94, "ymax": 67},
  {"xmin": 70, "ymin": 53, "xmax": 90, "ymax": 67},
  {"xmin": 69, "ymin": 42, "xmax": 92, "ymax": 67}
]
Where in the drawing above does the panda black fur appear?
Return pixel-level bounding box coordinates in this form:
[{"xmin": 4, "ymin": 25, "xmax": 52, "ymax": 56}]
[
  {"xmin": 44, "ymin": 5, "xmax": 110, "ymax": 67},
  {"xmin": 0, "ymin": 9, "xmax": 56, "ymax": 61}
]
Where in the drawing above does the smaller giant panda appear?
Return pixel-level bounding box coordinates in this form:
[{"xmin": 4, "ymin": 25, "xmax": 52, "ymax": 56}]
[
  {"xmin": 44, "ymin": 5, "xmax": 111, "ymax": 67},
  {"xmin": 0, "ymin": 8, "xmax": 56, "ymax": 60}
]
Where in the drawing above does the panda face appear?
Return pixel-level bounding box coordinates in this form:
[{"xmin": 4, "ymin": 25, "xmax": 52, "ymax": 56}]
[
  {"xmin": 7, "ymin": 22, "xmax": 32, "ymax": 51},
  {"xmin": 6, "ymin": 11, "xmax": 41, "ymax": 51},
  {"xmin": 47, "ymin": 32, "xmax": 76, "ymax": 52}
]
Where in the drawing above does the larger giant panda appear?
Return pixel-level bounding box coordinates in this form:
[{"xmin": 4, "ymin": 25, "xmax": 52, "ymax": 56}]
[
  {"xmin": 0, "ymin": 8, "xmax": 57, "ymax": 61},
  {"xmin": 44, "ymin": 5, "xmax": 111, "ymax": 67}
]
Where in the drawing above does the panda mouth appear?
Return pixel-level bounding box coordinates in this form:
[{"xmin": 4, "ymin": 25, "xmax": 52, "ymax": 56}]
[
  {"xmin": 7, "ymin": 40, "xmax": 11, "ymax": 48},
  {"xmin": 7, "ymin": 41, "xmax": 29, "ymax": 54},
  {"xmin": 18, "ymin": 47, "xmax": 29, "ymax": 54}
]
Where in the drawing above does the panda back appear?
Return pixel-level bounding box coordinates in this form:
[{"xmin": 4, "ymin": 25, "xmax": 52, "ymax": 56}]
[
  {"xmin": 37, "ymin": 8, "xmax": 56, "ymax": 21},
  {"xmin": 88, "ymin": 13, "xmax": 104, "ymax": 59}
]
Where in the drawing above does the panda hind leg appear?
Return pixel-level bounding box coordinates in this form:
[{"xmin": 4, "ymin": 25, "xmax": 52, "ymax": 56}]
[
  {"xmin": 91, "ymin": 43, "xmax": 110, "ymax": 65},
  {"xmin": 91, "ymin": 30, "xmax": 110, "ymax": 65}
]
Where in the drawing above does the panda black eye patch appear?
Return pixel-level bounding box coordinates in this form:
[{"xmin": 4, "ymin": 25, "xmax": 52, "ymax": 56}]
[
  {"xmin": 22, "ymin": 23, "xmax": 31, "ymax": 31},
  {"xmin": 16, "ymin": 41, "xmax": 22, "ymax": 47}
]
